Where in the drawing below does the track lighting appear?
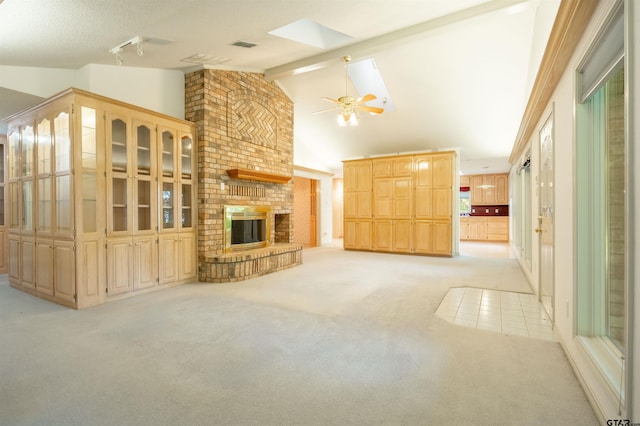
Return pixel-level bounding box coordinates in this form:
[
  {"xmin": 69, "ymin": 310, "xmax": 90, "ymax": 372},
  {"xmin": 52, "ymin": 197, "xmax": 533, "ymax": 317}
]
[{"xmin": 109, "ymin": 36, "xmax": 144, "ymax": 65}]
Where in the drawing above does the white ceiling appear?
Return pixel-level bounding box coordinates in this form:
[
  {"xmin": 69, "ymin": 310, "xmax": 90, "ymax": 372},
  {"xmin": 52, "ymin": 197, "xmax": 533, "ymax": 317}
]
[{"xmin": 0, "ymin": 0, "xmax": 560, "ymax": 175}]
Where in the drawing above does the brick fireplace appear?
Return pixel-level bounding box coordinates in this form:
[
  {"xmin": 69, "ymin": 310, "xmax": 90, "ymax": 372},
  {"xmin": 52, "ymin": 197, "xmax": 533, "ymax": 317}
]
[{"xmin": 185, "ymin": 69, "xmax": 302, "ymax": 282}]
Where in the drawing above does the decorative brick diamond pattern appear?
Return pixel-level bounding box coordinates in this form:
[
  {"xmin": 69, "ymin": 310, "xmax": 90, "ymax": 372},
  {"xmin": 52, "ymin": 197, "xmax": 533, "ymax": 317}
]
[{"xmin": 231, "ymin": 99, "xmax": 277, "ymax": 147}]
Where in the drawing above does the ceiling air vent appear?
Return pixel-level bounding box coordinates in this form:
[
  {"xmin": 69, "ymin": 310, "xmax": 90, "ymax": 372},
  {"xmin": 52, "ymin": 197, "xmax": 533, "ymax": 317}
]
[{"xmin": 232, "ymin": 40, "xmax": 257, "ymax": 48}]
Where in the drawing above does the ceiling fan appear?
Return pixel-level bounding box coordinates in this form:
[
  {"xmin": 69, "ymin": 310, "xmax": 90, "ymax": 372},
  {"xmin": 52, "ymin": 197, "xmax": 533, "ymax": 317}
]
[{"xmin": 313, "ymin": 55, "xmax": 384, "ymax": 126}]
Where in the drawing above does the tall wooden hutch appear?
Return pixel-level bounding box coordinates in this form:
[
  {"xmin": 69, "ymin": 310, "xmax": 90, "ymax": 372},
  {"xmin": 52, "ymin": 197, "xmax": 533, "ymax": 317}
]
[
  {"xmin": 5, "ymin": 88, "xmax": 197, "ymax": 308},
  {"xmin": 343, "ymin": 151, "xmax": 456, "ymax": 256}
]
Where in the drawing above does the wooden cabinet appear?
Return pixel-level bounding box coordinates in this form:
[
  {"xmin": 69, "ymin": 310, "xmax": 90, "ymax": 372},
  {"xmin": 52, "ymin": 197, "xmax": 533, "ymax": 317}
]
[
  {"xmin": 5, "ymin": 88, "xmax": 197, "ymax": 309},
  {"xmin": 344, "ymin": 220, "xmax": 371, "ymax": 250},
  {"xmin": 460, "ymin": 216, "xmax": 508, "ymax": 242},
  {"xmin": 344, "ymin": 151, "xmax": 455, "ymax": 256},
  {"xmin": 344, "ymin": 160, "xmax": 372, "ymax": 219},
  {"xmin": 469, "ymin": 173, "xmax": 509, "ymax": 205},
  {"xmin": 487, "ymin": 217, "xmax": 509, "ymax": 241},
  {"xmin": 495, "ymin": 174, "xmax": 509, "ymax": 204}
]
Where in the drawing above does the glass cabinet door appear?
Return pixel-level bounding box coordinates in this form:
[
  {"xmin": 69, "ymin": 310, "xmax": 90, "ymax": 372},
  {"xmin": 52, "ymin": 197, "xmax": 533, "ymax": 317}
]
[
  {"xmin": 22, "ymin": 180, "xmax": 33, "ymax": 231},
  {"xmin": 135, "ymin": 123, "xmax": 154, "ymax": 232},
  {"xmin": 109, "ymin": 117, "xmax": 129, "ymax": 233},
  {"xmin": 7, "ymin": 131, "xmax": 20, "ymax": 230},
  {"xmin": 53, "ymin": 111, "xmax": 72, "ymax": 236},
  {"xmin": 180, "ymin": 135, "xmax": 192, "ymax": 180},
  {"xmin": 160, "ymin": 129, "xmax": 176, "ymax": 232},
  {"xmin": 161, "ymin": 130, "xmax": 174, "ymax": 178},
  {"xmin": 21, "ymin": 126, "xmax": 34, "ymax": 178},
  {"xmin": 37, "ymin": 118, "xmax": 53, "ymax": 234},
  {"xmin": 111, "ymin": 119, "xmax": 128, "ymax": 173},
  {"xmin": 21, "ymin": 126, "xmax": 35, "ymax": 232},
  {"xmin": 81, "ymin": 107, "xmax": 98, "ymax": 233},
  {"xmin": 54, "ymin": 113, "xmax": 70, "ymax": 173},
  {"xmin": 181, "ymin": 183, "xmax": 192, "ymax": 228},
  {"xmin": 55, "ymin": 175, "xmax": 72, "ymax": 234},
  {"xmin": 161, "ymin": 182, "xmax": 174, "ymax": 230},
  {"xmin": 112, "ymin": 177, "xmax": 128, "ymax": 232},
  {"xmin": 8, "ymin": 131, "xmax": 19, "ymax": 181},
  {"xmin": 37, "ymin": 178, "xmax": 51, "ymax": 233}
]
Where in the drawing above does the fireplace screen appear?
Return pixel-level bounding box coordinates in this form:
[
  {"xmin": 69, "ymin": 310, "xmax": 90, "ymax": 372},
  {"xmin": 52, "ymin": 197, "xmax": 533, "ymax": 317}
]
[
  {"xmin": 224, "ymin": 205, "xmax": 271, "ymax": 252},
  {"xmin": 231, "ymin": 218, "xmax": 265, "ymax": 244}
]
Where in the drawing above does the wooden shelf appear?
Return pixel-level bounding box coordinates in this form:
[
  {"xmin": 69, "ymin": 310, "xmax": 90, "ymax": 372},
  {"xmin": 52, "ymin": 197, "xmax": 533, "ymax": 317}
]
[{"xmin": 226, "ymin": 168, "xmax": 291, "ymax": 184}]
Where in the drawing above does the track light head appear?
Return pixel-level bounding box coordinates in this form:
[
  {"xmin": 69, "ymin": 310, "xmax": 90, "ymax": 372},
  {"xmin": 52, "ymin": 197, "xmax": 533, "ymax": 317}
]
[{"xmin": 109, "ymin": 36, "xmax": 144, "ymax": 65}]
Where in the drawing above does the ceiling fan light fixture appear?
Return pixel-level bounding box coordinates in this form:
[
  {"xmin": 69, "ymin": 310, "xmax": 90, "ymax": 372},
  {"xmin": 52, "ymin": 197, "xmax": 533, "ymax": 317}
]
[
  {"xmin": 313, "ymin": 55, "xmax": 383, "ymax": 127},
  {"xmin": 337, "ymin": 112, "xmax": 357, "ymax": 127}
]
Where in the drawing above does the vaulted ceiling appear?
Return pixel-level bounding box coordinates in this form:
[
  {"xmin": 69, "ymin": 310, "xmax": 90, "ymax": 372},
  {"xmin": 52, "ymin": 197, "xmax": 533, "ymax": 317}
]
[{"xmin": 0, "ymin": 0, "xmax": 560, "ymax": 175}]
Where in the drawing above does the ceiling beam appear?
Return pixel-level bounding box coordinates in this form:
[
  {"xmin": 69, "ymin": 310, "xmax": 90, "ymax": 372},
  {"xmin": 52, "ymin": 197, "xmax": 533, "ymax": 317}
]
[{"xmin": 264, "ymin": 0, "xmax": 528, "ymax": 81}]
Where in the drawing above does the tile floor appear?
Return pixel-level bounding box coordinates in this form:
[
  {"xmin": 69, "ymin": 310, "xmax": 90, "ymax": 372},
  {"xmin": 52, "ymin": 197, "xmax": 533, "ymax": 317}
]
[{"xmin": 436, "ymin": 287, "xmax": 556, "ymax": 341}]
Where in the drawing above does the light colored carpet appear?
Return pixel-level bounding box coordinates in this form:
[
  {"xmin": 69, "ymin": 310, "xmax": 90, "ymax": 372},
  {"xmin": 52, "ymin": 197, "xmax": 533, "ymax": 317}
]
[{"xmin": 0, "ymin": 246, "xmax": 597, "ymax": 425}]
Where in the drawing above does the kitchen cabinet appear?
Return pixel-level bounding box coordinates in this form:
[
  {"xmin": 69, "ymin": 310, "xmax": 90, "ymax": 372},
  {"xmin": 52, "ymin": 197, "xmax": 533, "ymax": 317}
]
[
  {"xmin": 5, "ymin": 88, "xmax": 196, "ymax": 309},
  {"xmin": 344, "ymin": 151, "xmax": 455, "ymax": 256},
  {"xmin": 469, "ymin": 173, "xmax": 508, "ymax": 205},
  {"xmin": 460, "ymin": 216, "xmax": 508, "ymax": 242}
]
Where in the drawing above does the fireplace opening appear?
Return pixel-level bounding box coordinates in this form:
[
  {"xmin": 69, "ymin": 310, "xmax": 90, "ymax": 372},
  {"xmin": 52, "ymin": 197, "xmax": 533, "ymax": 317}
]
[
  {"xmin": 231, "ymin": 218, "xmax": 265, "ymax": 244},
  {"xmin": 224, "ymin": 205, "xmax": 271, "ymax": 252}
]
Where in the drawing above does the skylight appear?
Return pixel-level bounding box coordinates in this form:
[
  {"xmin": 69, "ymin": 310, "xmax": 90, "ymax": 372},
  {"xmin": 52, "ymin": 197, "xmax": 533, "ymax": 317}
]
[
  {"xmin": 348, "ymin": 58, "xmax": 395, "ymax": 113},
  {"xmin": 268, "ymin": 18, "xmax": 354, "ymax": 49}
]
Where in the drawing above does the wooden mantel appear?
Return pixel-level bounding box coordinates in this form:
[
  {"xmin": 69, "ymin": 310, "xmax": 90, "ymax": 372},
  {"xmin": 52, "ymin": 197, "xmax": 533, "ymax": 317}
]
[{"xmin": 226, "ymin": 168, "xmax": 291, "ymax": 184}]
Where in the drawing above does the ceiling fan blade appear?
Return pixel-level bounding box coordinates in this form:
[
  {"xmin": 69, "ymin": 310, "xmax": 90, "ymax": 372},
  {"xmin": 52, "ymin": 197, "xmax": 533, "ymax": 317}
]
[
  {"xmin": 357, "ymin": 93, "xmax": 377, "ymax": 103},
  {"xmin": 321, "ymin": 97, "xmax": 340, "ymax": 104},
  {"xmin": 358, "ymin": 105, "xmax": 384, "ymax": 114},
  {"xmin": 312, "ymin": 107, "xmax": 337, "ymax": 115}
]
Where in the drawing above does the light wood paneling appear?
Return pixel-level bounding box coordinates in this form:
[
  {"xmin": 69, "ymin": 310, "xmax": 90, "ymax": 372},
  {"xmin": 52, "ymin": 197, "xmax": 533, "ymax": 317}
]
[
  {"xmin": 133, "ymin": 236, "xmax": 158, "ymax": 290},
  {"xmin": 107, "ymin": 239, "xmax": 133, "ymax": 296},
  {"xmin": 159, "ymin": 235, "xmax": 178, "ymax": 284},
  {"xmin": 344, "ymin": 151, "xmax": 455, "ymax": 256},
  {"xmin": 54, "ymin": 240, "xmax": 75, "ymax": 304},
  {"xmin": 392, "ymin": 220, "xmax": 412, "ymax": 253},
  {"xmin": 373, "ymin": 220, "xmax": 392, "ymax": 251},
  {"xmin": 35, "ymin": 240, "xmax": 54, "ymax": 296}
]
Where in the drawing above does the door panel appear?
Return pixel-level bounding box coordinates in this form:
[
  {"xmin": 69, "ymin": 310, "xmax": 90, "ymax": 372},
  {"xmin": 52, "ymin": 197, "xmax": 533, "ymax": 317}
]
[
  {"xmin": 392, "ymin": 221, "xmax": 412, "ymax": 252},
  {"xmin": 393, "ymin": 178, "xmax": 412, "ymax": 218},
  {"xmin": 539, "ymin": 114, "xmax": 554, "ymax": 321},
  {"xmin": 134, "ymin": 236, "xmax": 157, "ymax": 290},
  {"xmin": 414, "ymin": 221, "xmax": 432, "ymax": 254},
  {"xmin": 373, "ymin": 220, "xmax": 392, "ymax": 251},
  {"xmin": 35, "ymin": 240, "xmax": 54, "ymax": 296},
  {"xmin": 374, "ymin": 179, "xmax": 393, "ymax": 218},
  {"xmin": 107, "ymin": 239, "xmax": 132, "ymax": 295},
  {"xmin": 54, "ymin": 241, "xmax": 76, "ymax": 304},
  {"xmin": 159, "ymin": 236, "xmax": 178, "ymax": 283}
]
